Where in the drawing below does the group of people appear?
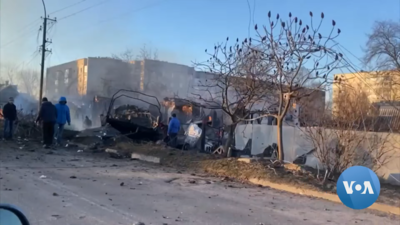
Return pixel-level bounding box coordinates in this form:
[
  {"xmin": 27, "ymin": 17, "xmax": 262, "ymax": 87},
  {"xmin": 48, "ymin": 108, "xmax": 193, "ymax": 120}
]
[
  {"xmin": 2, "ymin": 96, "xmax": 71, "ymax": 149},
  {"xmin": 36, "ymin": 96, "xmax": 71, "ymax": 148}
]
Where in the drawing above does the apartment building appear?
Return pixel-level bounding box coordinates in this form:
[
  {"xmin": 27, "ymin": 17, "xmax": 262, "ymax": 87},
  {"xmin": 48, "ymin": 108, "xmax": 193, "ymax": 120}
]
[
  {"xmin": 46, "ymin": 57, "xmax": 135, "ymax": 100},
  {"xmin": 332, "ymin": 71, "xmax": 400, "ymax": 117},
  {"xmin": 129, "ymin": 59, "xmax": 195, "ymax": 99}
]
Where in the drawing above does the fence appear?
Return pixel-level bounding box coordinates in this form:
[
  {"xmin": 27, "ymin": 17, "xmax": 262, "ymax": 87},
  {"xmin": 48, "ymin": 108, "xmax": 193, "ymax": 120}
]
[{"xmin": 235, "ymin": 124, "xmax": 400, "ymax": 185}]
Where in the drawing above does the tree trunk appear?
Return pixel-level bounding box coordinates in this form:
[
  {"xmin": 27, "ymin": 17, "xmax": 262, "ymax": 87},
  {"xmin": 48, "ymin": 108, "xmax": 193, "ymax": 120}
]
[
  {"xmin": 277, "ymin": 117, "xmax": 285, "ymax": 162},
  {"xmin": 223, "ymin": 124, "xmax": 236, "ymax": 157}
]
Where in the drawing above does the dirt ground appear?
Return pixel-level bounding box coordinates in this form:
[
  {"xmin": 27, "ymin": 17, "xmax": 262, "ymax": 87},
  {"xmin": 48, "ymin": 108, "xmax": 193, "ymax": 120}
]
[
  {"xmin": 115, "ymin": 142, "xmax": 400, "ymax": 208},
  {"xmin": 2, "ymin": 140, "xmax": 399, "ymax": 224}
]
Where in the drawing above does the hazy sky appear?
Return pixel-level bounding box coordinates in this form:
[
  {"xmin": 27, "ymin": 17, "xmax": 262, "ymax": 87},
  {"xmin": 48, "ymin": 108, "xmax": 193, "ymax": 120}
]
[{"xmin": 1, "ymin": 0, "xmax": 399, "ymax": 72}]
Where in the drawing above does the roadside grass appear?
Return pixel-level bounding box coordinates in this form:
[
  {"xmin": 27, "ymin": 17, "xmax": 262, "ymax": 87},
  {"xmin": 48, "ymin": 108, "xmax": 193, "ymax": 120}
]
[{"xmin": 115, "ymin": 141, "xmax": 400, "ymax": 208}]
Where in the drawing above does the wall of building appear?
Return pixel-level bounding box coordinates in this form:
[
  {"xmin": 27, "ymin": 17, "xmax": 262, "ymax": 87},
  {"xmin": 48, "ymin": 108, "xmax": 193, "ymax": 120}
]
[
  {"xmin": 332, "ymin": 71, "xmax": 400, "ymax": 117},
  {"xmin": 46, "ymin": 60, "xmax": 85, "ymax": 100},
  {"xmin": 235, "ymin": 124, "xmax": 400, "ymax": 185},
  {"xmin": 46, "ymin": 57, "xmax": 138, "ymax": 100},
  {"xmin": 140, "ymin": 59, "xmax": 194, "ymax": 99},
  {"xmin": 86, "ymin": 57, "xmax": 137, "ymax": 97}
]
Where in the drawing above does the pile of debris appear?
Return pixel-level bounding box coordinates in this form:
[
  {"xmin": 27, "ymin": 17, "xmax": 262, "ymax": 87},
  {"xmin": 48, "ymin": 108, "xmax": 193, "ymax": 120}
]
[
  {"xmin": 0, "ymin": 109, "xmax": 40, "ymax": 139},
  {"xmin": 15, "ymin": 110, "xmax": 40, "ymax": 139},
  {"xmin": 70, "ymin": 124, "xmax": 124, "ymax": 151}
]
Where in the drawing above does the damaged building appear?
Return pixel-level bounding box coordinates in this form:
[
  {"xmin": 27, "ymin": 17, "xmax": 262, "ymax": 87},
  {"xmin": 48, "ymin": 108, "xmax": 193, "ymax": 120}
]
[{"xmin": 45, "ymin": 57, "xmax": 136, "ymax": 100}]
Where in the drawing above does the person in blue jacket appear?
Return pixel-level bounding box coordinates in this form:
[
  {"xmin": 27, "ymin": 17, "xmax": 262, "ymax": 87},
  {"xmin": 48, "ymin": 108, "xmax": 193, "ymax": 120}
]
[
  {"xmin": 167, "ymin": 113, "xmax": 180, "ymax": 148},
  {"xmin": 54, "ymin": 96, "xmax": 71, "ymax": 145}
]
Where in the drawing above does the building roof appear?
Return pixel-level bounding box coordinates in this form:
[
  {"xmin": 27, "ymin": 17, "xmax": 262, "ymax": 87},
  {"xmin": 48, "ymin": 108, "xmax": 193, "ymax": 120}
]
[{"xmin": 0, "ymin": 84, "xmax": 18, "ymax": 93}]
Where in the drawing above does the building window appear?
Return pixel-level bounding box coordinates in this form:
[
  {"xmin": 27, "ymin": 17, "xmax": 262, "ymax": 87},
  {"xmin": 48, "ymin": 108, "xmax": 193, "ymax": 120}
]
[{"xmin": 65, "ymin": 69, "xmax": 69, "ymax": 84}]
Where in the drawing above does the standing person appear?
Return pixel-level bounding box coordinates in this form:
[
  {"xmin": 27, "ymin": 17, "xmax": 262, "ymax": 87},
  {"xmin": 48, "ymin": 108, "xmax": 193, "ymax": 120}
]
[
  {"xmin": 167, "ymin": 113, "xmax": 180, "ymax": 148},
  {"xmin": 2, "ymin": 97, "xmax": 17, "ymax": 140},
  {"xmin": 83, "ymin": 116, "xmax": 92, "ymax": 129},
  {"xmin": 54, "ymin": 96, "xmax": 71, "ymax": 145},
  {"xmin": 36, "ymin": 97, "xmax": 57, "ymax": 149}
]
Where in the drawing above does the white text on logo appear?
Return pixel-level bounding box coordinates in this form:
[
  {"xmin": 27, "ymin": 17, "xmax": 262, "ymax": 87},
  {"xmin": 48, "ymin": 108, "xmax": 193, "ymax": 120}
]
[{"xmin": 342, "ymin": 181, "xmax": 374, "ymax": 194}]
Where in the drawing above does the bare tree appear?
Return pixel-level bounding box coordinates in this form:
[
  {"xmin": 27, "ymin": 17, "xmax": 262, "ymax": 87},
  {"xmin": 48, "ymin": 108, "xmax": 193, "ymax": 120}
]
[
  {"xmin": 364, "ymin": 21, "xmax": 400, "ymax": 71},
  {"xmin": 0, "ymin": 63, "xmax": 39, "ymax": 97},
  {"xmin": 363, "ymin": 21, "xmax": 400, "ymax": 102},
  {"xmin": 195, "ymin": 44, "xmax": 274, "ymax": 156},
  {"xmin": 302, "ymin": 89, "xmax": 395, "ymax": 183},
  {"xmin": 112, "ymin": 44, "xmax": 158, "ymax": 62},
  {"xmin": 112, "ymin": 44, "xmax": 160, "ymax": 94},
  {"xmin": 200, "ymin": 12, "xmax": 343, "ymax": 161},
  {"xmin": 0, "ymin": 63, "xmax": 18, "ymax": 84},
  {"xmin": 112, "ymin": 48, "xmax": 136, "ymax": 62},
  {"xmin": 137, "ymin": 44, "xmax": 158, "ymax": 60},
  {"xmin": 17, "ymin": 69, "xmax": 39, "ymax": 97}
]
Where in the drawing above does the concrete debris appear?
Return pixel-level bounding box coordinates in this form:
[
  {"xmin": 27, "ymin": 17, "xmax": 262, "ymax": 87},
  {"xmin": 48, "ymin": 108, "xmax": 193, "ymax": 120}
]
[
  {"xmin": 40, "ymin": 175, "xmax": 47, "ymax": 179},
  {"xmin": 133, "ymin": 222, "xmax": 145, "ymax": 225},
  {"xmin": 77, "ymin": 150, "xmax": 83, "ymax": 153},
  {"xmin": 65, "ymin": 143, "xmax": 78, "ymax": 148}
]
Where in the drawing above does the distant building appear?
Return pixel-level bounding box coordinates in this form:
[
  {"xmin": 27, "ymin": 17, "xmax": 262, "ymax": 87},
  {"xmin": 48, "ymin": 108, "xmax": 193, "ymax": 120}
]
[
  {"xmin": 46, "ymin": 57, "xmax": 135, "ymax": 100},
  {"xmin": 332, "ymin": 71, "xmax": 400, "ymax": 117},
  {"xmin": 129, "ymin": 59, "xmax": 195, "ymax": 98},
  {"xmin": 190, "ymin": 71, "xmax": 326, "ymax": 126},
  {"xmin": 46, "ymin": 58, "xmax": 195, "ymax": 100},
  {"xmin": 0, "ymin": 81, "xmax": 18, "ymax": 106}
]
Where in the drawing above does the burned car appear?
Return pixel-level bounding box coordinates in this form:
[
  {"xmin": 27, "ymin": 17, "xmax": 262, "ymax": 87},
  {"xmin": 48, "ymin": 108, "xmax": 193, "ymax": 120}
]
[{"xmin": 105, "ymin": 89, "xmax": 163, "ymax": 141}]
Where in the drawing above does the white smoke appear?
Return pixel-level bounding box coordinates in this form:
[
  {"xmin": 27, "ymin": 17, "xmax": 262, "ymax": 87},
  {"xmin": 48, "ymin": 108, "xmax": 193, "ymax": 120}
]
[{"xmin": 13, "ymin": 93, "xmax": 38, "ymax": 114}]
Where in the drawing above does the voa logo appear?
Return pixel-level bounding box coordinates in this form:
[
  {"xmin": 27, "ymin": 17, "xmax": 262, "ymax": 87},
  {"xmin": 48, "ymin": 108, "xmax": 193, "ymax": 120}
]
[
  {"xmin": 337, "ymin": 166, "xmax": 381, "ymax": 210},
  {"xmin": 342, "ymin": 181, "xmax": 374, "ymax": 194}
]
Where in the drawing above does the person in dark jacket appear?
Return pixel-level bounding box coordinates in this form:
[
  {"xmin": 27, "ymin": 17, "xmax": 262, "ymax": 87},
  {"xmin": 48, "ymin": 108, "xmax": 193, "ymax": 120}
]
[
  {"xmin": 54, "ymin": 96, "xmax": 71, "ymax": 145},
  {"xmin": 36, "ymin": 97, "xmax": 57, "ymax": 148},
  {"xmin": 167, "ymin": 113, "xmax": 180, "ymax": 148},
  {"xmin": 83, "ymin": 116, "xmax": 92, "ymax": 129},
  {"xmin": 2, "ymin": 97, "xmax": 17, "ymax": 140}
]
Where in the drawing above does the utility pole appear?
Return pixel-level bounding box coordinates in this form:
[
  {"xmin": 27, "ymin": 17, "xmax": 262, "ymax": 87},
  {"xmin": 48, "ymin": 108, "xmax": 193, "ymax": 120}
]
[
  {"xmin": 39, "ymin": 15, "xmax": 56, "ymax": 108},
  {"xmin": 38, "ymin": 0, "xmax": 56, "ymax": 109}
]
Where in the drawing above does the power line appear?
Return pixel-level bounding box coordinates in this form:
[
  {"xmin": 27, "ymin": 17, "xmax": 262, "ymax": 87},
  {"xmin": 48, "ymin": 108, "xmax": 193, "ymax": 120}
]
[
  {"xmin": 11, "ymin": 19, "xmax": 41, "ymax": 35},
  {"xmin": 0, "ymin": 2, "xmax": 84, "ymax": 50},
  {"xmin": 96, "ymin": 0, "xmax": 168, "ymax": 24},
  {"xmin": 0, "ymin": 25, "xmax": 42, "ymax": 50},
  {"xmin": 57, "ymin": 0, "xmax": 111, "ymax": 21},
  {"xmin": 49, "ymin": 0, "xmax": 90, "ymax": 15},
  {"xmin": 58, "ymin": 0, "xmax": 168, "ymax": 38}
]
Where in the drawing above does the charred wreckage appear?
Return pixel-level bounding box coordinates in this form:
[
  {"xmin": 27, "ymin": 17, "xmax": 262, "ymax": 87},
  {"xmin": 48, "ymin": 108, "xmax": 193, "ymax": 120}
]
[{"xmin": 99, "ymin": 89, "xmax": 225, "ymax": 154}]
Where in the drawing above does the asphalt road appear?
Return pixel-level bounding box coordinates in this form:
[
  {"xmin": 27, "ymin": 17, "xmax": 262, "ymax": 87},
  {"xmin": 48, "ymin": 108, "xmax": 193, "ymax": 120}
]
[{"xmin": 0, "ymin": 142, "xmax": 398, "ymax": 225}]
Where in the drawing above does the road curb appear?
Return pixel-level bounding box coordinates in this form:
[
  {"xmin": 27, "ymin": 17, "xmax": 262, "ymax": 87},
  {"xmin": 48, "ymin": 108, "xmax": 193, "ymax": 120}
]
[
  {"xmin": 247, "ymin": 178, "xmax": 400, "ymax": 216},
  {"xmin": 105, "ymin": 148, "xmax": 119, "ymax": 154},
  {"xmin": 235, "ymin": 160, "xmax": 400, "ymax": 215},
  {"xmin": 105, "ymin": 149, "xmax": 162, "ymax": 163},
  {"xmin": 131, "ymin": 153, "xmax": 161, "ymax": 164}
]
